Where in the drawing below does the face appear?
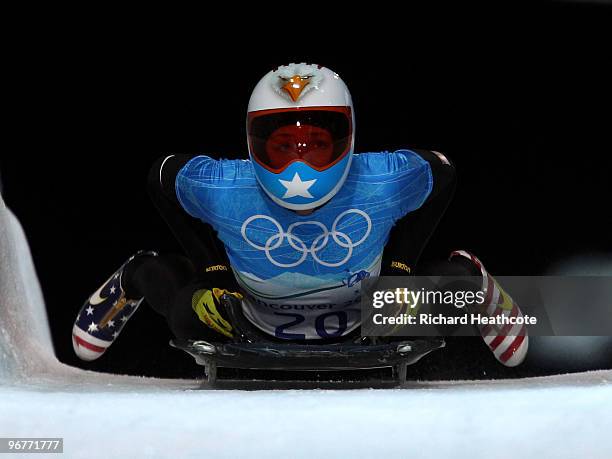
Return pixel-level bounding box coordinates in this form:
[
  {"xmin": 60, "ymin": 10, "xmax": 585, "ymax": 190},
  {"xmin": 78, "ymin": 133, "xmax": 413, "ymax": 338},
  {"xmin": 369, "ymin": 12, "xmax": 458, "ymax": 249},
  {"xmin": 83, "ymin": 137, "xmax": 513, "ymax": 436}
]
[{"xmin": 264, "ymin": 124, "xmax": 334, "ymax": 170}]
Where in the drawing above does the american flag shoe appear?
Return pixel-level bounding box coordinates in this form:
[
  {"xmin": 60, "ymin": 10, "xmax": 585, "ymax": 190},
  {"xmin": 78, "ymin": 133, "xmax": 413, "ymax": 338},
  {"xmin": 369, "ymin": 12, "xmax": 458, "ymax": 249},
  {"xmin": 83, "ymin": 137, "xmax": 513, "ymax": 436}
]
[
  {"xmin": 72, "ymin": 251, "xmax": 157, "ymax": 361},
  {"xmin": 450, "ymin": 250, "xmax": 529, "ymax": 367}
]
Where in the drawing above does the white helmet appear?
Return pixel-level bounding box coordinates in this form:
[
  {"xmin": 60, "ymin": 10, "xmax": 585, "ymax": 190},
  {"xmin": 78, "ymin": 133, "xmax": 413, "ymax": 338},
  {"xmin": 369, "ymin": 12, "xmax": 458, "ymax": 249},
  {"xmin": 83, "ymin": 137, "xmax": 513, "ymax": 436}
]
[{"xmin": 247, "ymin": 63, "xmax": 354, "ymax": 211}]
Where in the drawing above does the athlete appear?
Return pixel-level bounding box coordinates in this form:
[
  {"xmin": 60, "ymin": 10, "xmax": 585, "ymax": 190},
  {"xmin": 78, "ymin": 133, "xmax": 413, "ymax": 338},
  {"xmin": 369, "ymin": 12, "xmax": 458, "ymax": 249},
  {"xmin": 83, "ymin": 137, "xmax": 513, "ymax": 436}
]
[{"xmin": 72, "ymin": 63, "xmax": 528, "ymax": 367}]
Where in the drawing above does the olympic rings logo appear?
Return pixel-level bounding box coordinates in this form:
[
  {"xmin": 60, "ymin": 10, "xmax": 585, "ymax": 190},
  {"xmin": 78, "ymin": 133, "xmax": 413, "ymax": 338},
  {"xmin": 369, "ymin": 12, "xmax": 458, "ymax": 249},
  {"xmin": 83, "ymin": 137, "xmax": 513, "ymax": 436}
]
[{"xmin": 241, "ymin": 209, "xmax": 372, "ymax": 268}]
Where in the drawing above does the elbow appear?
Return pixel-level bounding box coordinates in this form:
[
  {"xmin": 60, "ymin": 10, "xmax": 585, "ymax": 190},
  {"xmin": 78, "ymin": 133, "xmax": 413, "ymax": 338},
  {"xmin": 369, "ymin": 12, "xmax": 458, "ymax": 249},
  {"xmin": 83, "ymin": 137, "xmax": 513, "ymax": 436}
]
[
  {"xmin": 148, "ymin": 154, "xmax": 193, "ymax": 200},
  {"xmin": 148, "ymin": 156, "xmax": 172, "ymax": 195}
]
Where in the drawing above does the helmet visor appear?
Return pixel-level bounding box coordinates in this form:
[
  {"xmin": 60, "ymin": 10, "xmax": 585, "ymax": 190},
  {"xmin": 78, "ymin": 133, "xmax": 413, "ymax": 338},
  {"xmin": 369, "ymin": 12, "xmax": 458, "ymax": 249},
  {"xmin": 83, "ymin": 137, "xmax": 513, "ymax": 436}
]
[{"xmin": 248, "ymin": 106, "xmax": 352, "ymax": 173}]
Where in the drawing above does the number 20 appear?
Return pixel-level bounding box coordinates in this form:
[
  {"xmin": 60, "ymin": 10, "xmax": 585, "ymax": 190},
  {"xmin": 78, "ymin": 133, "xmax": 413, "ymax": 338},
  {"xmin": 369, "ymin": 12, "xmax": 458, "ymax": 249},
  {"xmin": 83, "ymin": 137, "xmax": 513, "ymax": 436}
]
[{"xmin": 274, "ymin": 311, "xmax": 347, "ymax": 339}]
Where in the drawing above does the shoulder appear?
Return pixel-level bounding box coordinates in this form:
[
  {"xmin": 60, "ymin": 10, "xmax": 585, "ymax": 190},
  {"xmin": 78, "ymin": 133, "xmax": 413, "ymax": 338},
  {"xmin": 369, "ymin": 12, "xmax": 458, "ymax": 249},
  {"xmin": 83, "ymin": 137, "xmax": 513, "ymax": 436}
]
[
  {"xmin": 177, "ymin": 155, "xmax": 258, "ymax": 188},
  {"xmin": 175, "ymin": 155, "xmax": 261, "ymax": 222},
  {"xmin": 349, "ymin": 150, "xmax": 432, "ymax": 182},
  {"xmin": 344, "ymin": 150, "xmax": 433, "ymax": 218}
]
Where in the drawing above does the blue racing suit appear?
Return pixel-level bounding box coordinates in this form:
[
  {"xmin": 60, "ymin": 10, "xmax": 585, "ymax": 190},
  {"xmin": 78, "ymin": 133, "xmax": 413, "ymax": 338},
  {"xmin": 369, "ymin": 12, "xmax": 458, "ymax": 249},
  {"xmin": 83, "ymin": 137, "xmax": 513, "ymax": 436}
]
[{"xmin": 174, "ymin": 150, "xmax": 432, "ymax": 339}]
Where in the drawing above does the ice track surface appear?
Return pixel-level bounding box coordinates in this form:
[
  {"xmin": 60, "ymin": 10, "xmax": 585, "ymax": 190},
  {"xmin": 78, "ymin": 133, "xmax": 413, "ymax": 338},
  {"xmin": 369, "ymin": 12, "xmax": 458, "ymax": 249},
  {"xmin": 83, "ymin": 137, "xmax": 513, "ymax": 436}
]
[{"xmin": 1, "ymin": 195, "xmax": 611, "ymax": 459}]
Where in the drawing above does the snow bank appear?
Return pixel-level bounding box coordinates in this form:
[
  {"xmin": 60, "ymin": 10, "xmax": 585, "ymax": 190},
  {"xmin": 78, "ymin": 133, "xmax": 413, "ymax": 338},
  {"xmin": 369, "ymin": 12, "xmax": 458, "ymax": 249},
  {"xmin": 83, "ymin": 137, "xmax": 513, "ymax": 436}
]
[
  {"xmin": 0, "ymin": 194, "xmax": 197, "ymax": 388},
  {"xmin": 0, "ymin": 195, "xmax": 57, "ymax": 380}
]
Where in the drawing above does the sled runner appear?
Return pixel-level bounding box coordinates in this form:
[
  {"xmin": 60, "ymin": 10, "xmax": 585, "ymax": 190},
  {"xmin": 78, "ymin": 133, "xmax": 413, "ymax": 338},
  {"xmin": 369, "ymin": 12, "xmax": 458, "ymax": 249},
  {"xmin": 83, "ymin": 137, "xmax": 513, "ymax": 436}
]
[{"xmin": 171, "ymin": 337, "xmax": 445, "ymax": 386}]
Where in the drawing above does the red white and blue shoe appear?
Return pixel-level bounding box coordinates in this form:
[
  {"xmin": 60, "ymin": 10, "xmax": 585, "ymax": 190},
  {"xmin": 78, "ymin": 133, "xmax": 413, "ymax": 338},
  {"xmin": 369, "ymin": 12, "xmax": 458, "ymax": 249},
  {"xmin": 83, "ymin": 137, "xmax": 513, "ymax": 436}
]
[
  {"xmin": 72, "ymin": 251, "xmax": 157, "ymax": 361},
  {"xmin": 450, "ymin": 250, "xmax": 529, "ymax": 367}
]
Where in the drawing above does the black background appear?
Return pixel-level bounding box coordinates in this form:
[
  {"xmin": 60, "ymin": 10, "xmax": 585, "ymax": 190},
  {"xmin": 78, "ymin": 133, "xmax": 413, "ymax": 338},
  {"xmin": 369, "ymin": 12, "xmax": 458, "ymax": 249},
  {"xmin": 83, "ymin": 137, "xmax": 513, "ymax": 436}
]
[{"xmin": 2, "ymin": 2, "xmax": 611, "ymax": 379}]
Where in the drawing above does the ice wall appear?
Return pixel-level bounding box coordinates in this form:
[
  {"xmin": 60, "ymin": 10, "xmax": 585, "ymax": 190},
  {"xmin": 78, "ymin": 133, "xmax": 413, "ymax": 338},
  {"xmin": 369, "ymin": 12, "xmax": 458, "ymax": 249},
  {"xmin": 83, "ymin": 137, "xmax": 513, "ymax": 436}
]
[{"xmin": 0, "ymin": 195, "xmax": 58, "ymax": 380}]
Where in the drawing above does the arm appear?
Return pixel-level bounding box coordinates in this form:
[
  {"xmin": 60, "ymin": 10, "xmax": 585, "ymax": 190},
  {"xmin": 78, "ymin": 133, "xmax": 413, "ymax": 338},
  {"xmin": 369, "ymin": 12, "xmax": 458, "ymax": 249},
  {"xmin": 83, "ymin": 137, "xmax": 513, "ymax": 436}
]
[
  {"xmin": 380, "ymin": 149, "xmax": 457, "ymax": 275},
  {"xmin": 148, "ymin": 155, "xmax": 237, "ymax": 288}
]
